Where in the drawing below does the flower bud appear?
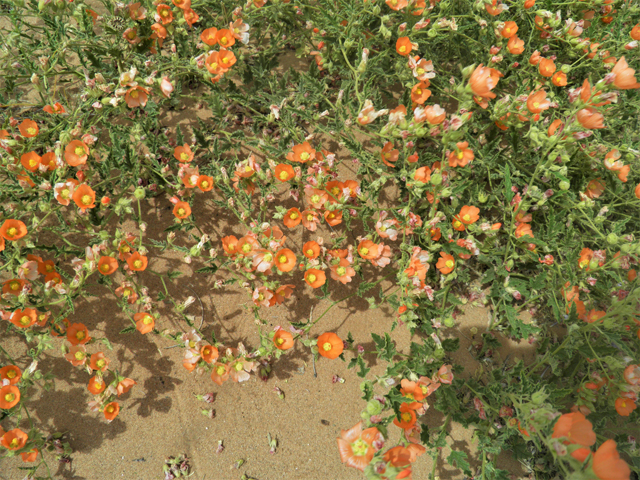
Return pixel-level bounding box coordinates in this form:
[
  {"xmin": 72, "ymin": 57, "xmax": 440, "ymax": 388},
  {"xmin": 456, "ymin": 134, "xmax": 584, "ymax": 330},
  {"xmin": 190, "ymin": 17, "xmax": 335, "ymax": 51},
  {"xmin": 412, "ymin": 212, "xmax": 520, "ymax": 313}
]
[{"xmin": 133, "ymin": 187, "xmax": 145, "ymax": 200}]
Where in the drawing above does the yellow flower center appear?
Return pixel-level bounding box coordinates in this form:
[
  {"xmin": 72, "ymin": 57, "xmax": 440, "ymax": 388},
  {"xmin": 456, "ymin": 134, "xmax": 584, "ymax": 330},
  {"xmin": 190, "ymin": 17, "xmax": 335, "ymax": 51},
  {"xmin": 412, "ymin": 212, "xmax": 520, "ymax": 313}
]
[
  {"xmin": 27, "ymin": 127, "xmax": 36, "ymax": 135},
  {"xmin": 180, "ymin": 152, "xmax": 189, "ymax": 161},
  {"xmin": 307, "ymin": 274, "xmax": 316, "ymax": 283},
  {"xmin": 222, "ymin": 57, "xmax": 229, "ymax": 64},
  {"xmin": 133, "ymin": 260, "xmax": 143, "ymax": 269},
  {"xmin": 220, "ymin": 36, "xmax": 227, "ymax": 45},
  {"xmin": 143, "ymin": 316, "xmax": 152, "ymax": 325},
  {"xmin": 20, "ymin": 315, "xmax": 30, "ymax": 325},
  {"xmin": 177, "ymin": 208, "xmax": 185, "ymax": 216},
  {"xmin": 131, "ymin": 90, "xmax": 139, "ymax": 99},
  {"xmin": 453, "ymin": 220, "xmax": 462, "ymax": 228},
  {"xmin": 7, "ymin": 227, "xmax": 17, "ymax": 237},
  {"xmin": 263, "ymin": 253, "xmax": 273, "ymax": 262},
  {"xmin": 121, "ymin": 245, "xmax": 130, "ymax": 253},
  {"xmin": 323, "ymin": 342, "xmax": 332, "ymax": 351},
  {"xmin": 61, "ymin": 188, "xmax": 70, "ymax": 199},
  {"xmin": 210, "ymin": 62, "xmax": 218, "ymax": 70},
  {"xmin": 417, "ymin": 68, "xmax": 425, "ymax": 74},
  {"xmin": 300, "ymin": 152, "xmax": 310, "ymax": 161},
  {"xmin": 4, "ymin": 393, "xmax": 15, "ymax": 402},
  {"xmin": 311, "ymin": 194, "xmax": 320, "ymax": 204},
  {"xmin": 337, "ymin": 266, "xmax": 346, "ymax": 276},
  {"xmin": 276, "ymin": 338, "xmax": 284, "ymax": 345},
  {"xmin": 445, "ymin": 260, "xmax": 454, "ymax": 268},
  {"xmin": 401, "ymin": 412, "xmax": 412, "ymax": 422},
  {"xmin": 399, "ymin": 46, "xmax": 406, "ymax": 52},
  {"xmin": 463, "ymin": 214, "xmax": 471, "ymax": 222},
  {"xmin": 360, "ymin": 247, "xmax": 369, "ymax": 256},
  {"xmin": 76, "ymin": 331, "xmax": 85, "ymax": 340},
  {"xmin": 6, "ymin": 369, "xmax": 16, "ymax": 379},
  {"xmin": 29, "ymin": 158, "xmax": 37, "ymax": 167},
  {"xmin": 216, "ymin": 366, "xmax": 226, "ymax": 375},
  {"xmin": 101, "ymin": 264, "xmax": 110, "ymax": 272},
  {"xmin": 290, "ymin": 212, "xmax": 299, "ymax": 220},
  {"xmin": 331, "ymin": 187, "xmax": 340, "ymax": 196},
  {"xmin": 457, "ymin": 151, "xmax": 464, "ymax": 159},
  {"xmin": 95, "ymin": 381, "xmax": 102, "ymax": 389},
  {"xmin": 533, "ymin": 102, "xmax": 540, "ymax": 108},
  {"xmin": 244, "ymin": 165, "xmax": 253, "ymax": 172},
  {"xmin": 123, "ymin": 288, "xmax": 132, "ymax": 297},
  {"xmin": 161, "ymin": 9, "xmax": 169, "ymax": 17},
  {"xmin": 405, "ymin": 393, "xmax": 414, "ymax": 400},
  {"xmin": 351, "ymin": 438, "xmax": 368, "ymax": 456},
  {"xmin": 96, "ymin": 359, "xmax": 105, "ymax": 368},
  {"xmin": 106, "ymin": 405, "xmax": 115, "ymax": 413},
  {"xmin": 279, "ymin": 171, "xmax": 289, "ymax": 180},
  {"xmin": 242, "ymin": 243, "xmax": 252, "ymax": 253},
  {"xmin": 74, "ymin": 351, "xmax": 85, "ymax": 360},
  {"xmin": 10, "ymin": 439, "xmax": 19, "ymax": 448},
  {"xmin": 306, "ymin": 249, "xmax": 314, "ymax": 256},
  {"xmin": 278, "ymin": 255, "xmax": 287, "ymax": 263},
  {"xmin": 189, "ymin": 340, "xmax": 196, "ymax": 348},
  {"xmin": 81, "ymin": 195, "xmax": 92, "ymax": 205},
  {"xmin": 306, "ymin": 214, "xmax": 314, "ymax": 221},
  {"xmin": 201, "ymin": 180, "xmax": 209, "ymax": 188},
  {"xmin": 10, "ymin": 281, "xmax": 19, "ymax": 290},
  {"xmin": 234, "ymin": 362, "xmax": 243, "ymax": 372},
  {"xmin": 74, "ymin": 146, "xmax": 84, "ymax": 156}
]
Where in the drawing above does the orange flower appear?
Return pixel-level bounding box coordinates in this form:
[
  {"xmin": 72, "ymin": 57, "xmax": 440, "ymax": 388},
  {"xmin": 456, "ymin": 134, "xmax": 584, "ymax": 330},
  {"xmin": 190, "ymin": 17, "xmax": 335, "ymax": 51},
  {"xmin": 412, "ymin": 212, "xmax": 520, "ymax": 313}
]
[
  {"xmin": 529, "ymin": 50, "xmax": 542, "ymax": 66},
  {"xmin": 459, "ymin": 205, "xmax": 480, "ymax": 225},
  {"xmin": 129, "ymin": 2, "xmax": 146, "ymax": 19},
  {"xmin": 469, "ymin": 64, "xmax": 503, "ymax": 100},
  {"xmin": 275, "ymin": 163, "xmax": 295, "ymax": 182},
  {"xmin": 134, "ymin": 312, "xmax": 155, "ymax": 334},
  {"xmin": 64, "ymin": 140, "xmax": 89, "ymax": 166},
  {"xmin": 611, "ymin": 57, "xmax": 640, "ymax": 90},
  {"xmin": 43, "ymin": 102, "xmax": 66, "ymax": 114},
  {"xmin": 386, "ymin": 0, "xmax": 408, "ymax": 10},
  {"xmin": 584, "ymin": 309, "xmax": 605, "ymax": 324},
  {"xmin": 273, "ymin": 330, "xmax": 294, "ymax": 350},
  {"xmin": 157, "ymin": 4, "xmax": 173, "ymax": 24},
  {"xmin": 585, "ymin": 179, "xmax": 606, "ymax": 199},
  {"xmin": 337, "ymin": 422, "xmax": 383, "ymax": 472},
  {"xmin": 40, "ymin": 152, "xmax": 57, "ymax": 171},
  {"xmin": 551, "ymin": 412, "xmax": 596, "ymax": 447},
  {"xmin": 216, "ymin": 28, "xmax": 235, "ymax": 48},
  {"xmin": 538, "ymin": 58, "xmax": 556, "ymax": 77},
  {"xmin": 577, "ymin": 108, "xmax": 605, "ymax": 129},
  {"xmin": 507, "ymin": 35, "xmax": 524, "ymax": 55},
  {"xmin": 393, "ymin": 403, "xmax": 417, "ymax": 429},
  {"xmin": 211, "ymin": 362, "xmax": 230, "ymax": 385},
  {"xmin": 117, "ymin": 378, "xmax": 137, "ymax": 396},
  {"xmin": 183, "ymin": 7, "xmax": 199, "ymax": 27},
  {"xmin": 196, "ymin": 175, "xmax": 214, "ymax": 192},
  {"xmin": 218, "ymin": 50, "xmax": 237, "ymax": 70},
  {"xmin": 325, "ymin": 180, "xmax": 344, "ymax": 202},
  {"xmin": 10, "ymin": 309, "xmax": 37, "ymax": 329},
  {"xmin": 301, "ymin": 209, "xmax": 320, "ymax": 231},
  {"xmin": 396, "ymin": 37, "xmax": 412, "ymax": 56},
  {"xmin": 221, "ymin": 235, "xmax": 238, "ymax": 256},
  {"xmin": 125, "ymin": 86, "xmax": 149, "ymax": 108},
  {"xmin": 330, "ymin": 259, "xmax": 355, "ymax": 284},
  {"xmin": 72, "ymin": 184, "xmax": 96, "ymax": 210},
  {"xmin": 88, "ymin": 376, "xmax": 106, "ymax": 395},
  {"xmin": 18, "ymin": 119, "xmax": 39, "ymax": 138},
  {"xmin": 173, "ymin": 201, "xmax": 191, "ymax": 219},
  {"xmin": 174, "ymin": 144, "xmax": 194, "ymax": 163},
  {"xmin": 411, "ymin": 82, "xmax": 432, "ymax": 104},
  {"xmin": 97, "ymin": 256, "xmax": 118, "ymax": 276},
  {"xmin": 283, "ymin": 208, "xmax": 302, "ymax": 228},
  {"xmin": 200, "ymin": 345, "xmax": 219, "ymax": 363},
  {"xmin": 287, "ymin": 142, "xmax": 316, "ymax": 163},
  {"xmin": 67, "ymin": 322, "xmax": 91, "ymax": 345},
  {"xmin": 127, "ymin": 252, "xmax": 148, "ymax": 272},
  {"xmin": 592, "ymin": 440, "xmax": 631, "ymax": 480},
  {"xmin": 305, "ymin": 268, "xmax": 326, "ymax": 288},
  {"xmin": 448, "ymin": 142, "xmax": 474, "ymax": 167},
  {"xmin": 21, "ymin": 448, "xmax": 38, "ymax": 462},
  {"xmin": 64, "ymin": 345, "xmax": 87, "ymax": 366},
  {"xmin": 104, "ymin": 402, "xmax": 120, "ymax": 421},
  {"xmin": 1, "ymin": 428, "xmax": 28, "ymax": 450},
  {"xmin": 317, "ymin": 332, "xmax": 343, "ymax": 359},
  {"xmin": 614, "ymin": 397, "xmax": 636, "ymax": 416},
  {"xmin": 275, "ymin": 248, "xmax": 296, "ymax": 272},
  {"xmin": 324, "ymin": 209, "xmax": 343, "ymax": 227},
  {"xmin": 172, "ymin": 0, "xmax": 190, "ymax": 9},
  {"xmin": 515, "ymin": 223, "xmax": 534, "ymax": 239},
  {"xmin": 635, "ymin": 184, "xmax": 640, "ymax": 200},
  {"xmin": 90, "ymin": 352, "xmax": 110, "ymax": 371},
  {"xmin": 201, "ymin": 27, "xmax": 218, "ymax": 46},
  {"xmin": 303, "ymin": 241, "xmax": 321, "ymax": 259},
  {"xmin": 414, "ymin": 166, "xmax": 431, "ymax": 183},
  {"xmin": 0, "ymin": 365, "xmax": 21, "ymax": 385},
  {"xmin": 552, "ymin": 71, "xmax": 567, "ymax": 87},
  {"xmin": 501, "ymin": 21, "xmax": 518, "ymax": 38},
  {"xmin": 20, "ymin": 151, "xmax": 41, "ymax": 172},
  {"xmin": 436, "ymin": 252, "xmax": 455, "ymax": 274},
  {"xmin": 1, "ymin": 219, "xmax": 27, "ymax": 241},
  {"xmin": 0, "ymin": 385, "xmax": 20, "ymax": 409},
  {"xmin": 357, "ymin": 240, "xmax": 378, "ymax": 260},
  {"xmin": 380, "ymin": 142, "xmax": 399, "ymax": 167},
  {"xmin": 527, "ymin": 90, "xmax": 550, "ymax": 114},
  {"xmin": 2, "ymin": 279, "xmax": 26, "ymax": 296},
  {"xmin": 548, "ymin": 119, "xmax": 565, "ymax": 136}
]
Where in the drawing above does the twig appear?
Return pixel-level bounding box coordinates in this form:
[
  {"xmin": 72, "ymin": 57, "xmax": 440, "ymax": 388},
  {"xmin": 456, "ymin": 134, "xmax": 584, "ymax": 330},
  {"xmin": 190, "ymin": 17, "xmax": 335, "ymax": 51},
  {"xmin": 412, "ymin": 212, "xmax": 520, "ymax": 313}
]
[
  {"xmin": 309, "ymin": 306, "xmax": 317, "ymax": 378},
  {"xmin": 187, "ymin": 285, "xmax": 205, "ymax": 330}
]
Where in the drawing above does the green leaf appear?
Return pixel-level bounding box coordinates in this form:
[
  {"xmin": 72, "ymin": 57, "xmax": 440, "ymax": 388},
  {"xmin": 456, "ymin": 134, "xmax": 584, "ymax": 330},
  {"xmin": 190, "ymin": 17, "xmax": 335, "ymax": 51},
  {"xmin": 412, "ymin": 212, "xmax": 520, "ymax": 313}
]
[
  {"xmin": 504, "ymin": 163, "xmax": 513, "ymax": 204},
  {"xmin": 447, "ymin": 450, "xmax": 472, "ymax": 476},
  {"xmin": 119, "ymin": 326, "xmax": 136, "ymax": 334},
  {"xmin": 356, "ymin": 355, "xmax": 370, "ymax": 378},
  {"xmin": 371, "ymin": 332, "xmax": 397, "ymax": 361},
  {"xmin": 167, "ymin": 270, "xmax": 183, "ymax": 279}
]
